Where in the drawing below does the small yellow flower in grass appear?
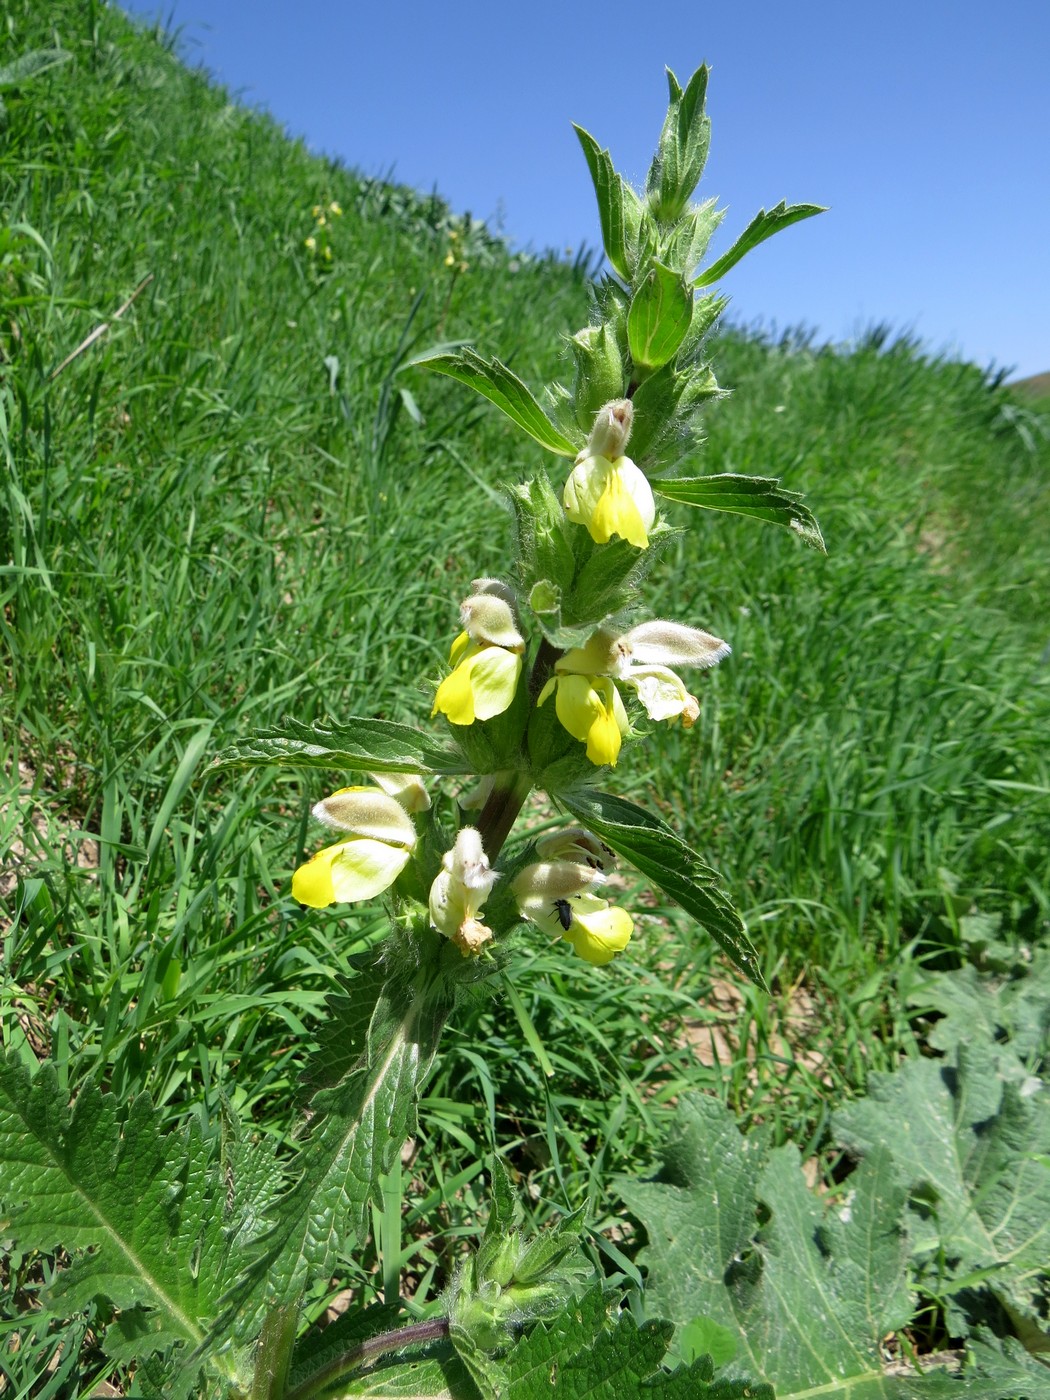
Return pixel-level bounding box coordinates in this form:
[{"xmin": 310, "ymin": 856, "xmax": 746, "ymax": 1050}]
[
  {"xmin": 304, "ymin": 236, "xmax": 317, "ymax": 251},
  {"xmin": 291, "ymin": 785, "xmax": 418, "ymax": 908},
  {"xmin": 512, "ymin": 847, "xmax": 633, "ymax": 966},
  {"xmin": 329, "ymin": 201, "xmax": 343, "ymax": 216},
  {"xmin": 563, "ymin": 399, "xmax": 655, "ymax": 549},
  {"xmin": 433, "ymin": 580, "xmax": 525, "ymax": 726},
  {"xmin": 430, "ymin": 828, "xmax": 498, "ymax": 957}
]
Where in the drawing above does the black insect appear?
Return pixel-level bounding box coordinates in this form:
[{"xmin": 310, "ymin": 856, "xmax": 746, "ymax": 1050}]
[{"xmin": 551, "ymin": 898, "xmax": 574, "ymax": 931}]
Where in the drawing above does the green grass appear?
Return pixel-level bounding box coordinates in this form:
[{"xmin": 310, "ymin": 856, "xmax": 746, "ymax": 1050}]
[{"xmin": 2, "ymin": 2, "xmax": 1049, "ymax": 1392}]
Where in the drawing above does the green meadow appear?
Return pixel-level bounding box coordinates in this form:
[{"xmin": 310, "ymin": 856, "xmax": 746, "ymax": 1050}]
[{"xmin": 2, "ymin": 2, "xmax": 1048, "ymax": 1394}]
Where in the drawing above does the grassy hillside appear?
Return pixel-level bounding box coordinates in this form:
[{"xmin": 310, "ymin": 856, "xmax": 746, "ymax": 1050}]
[{"xmin": 2, "ymin": 2, "xmax": 1048, "ymax": 1392}]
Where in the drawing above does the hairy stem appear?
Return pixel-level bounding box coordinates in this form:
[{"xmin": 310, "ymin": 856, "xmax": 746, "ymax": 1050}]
[{"xmin": 283, "ymin": 1318, "xmax": 451, "ymax": 1400}]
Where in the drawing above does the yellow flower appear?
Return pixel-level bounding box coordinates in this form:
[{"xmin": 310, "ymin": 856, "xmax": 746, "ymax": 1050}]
[
  {"xmin": 291, "ymin": 786, "xmax": 417, "ymax": 908},
  {"xmin": 433, "ymin": 631, "xmax": 523, "ymax": 725},
  {"xmin": 304, "ymin": 236, "xmax": 317, "ymax": 251},
  {"xmin": 560, "ymin": 900, "xmax": 633, "ymax": 964},
  {"xmin": 512, "ymin": 858, "xmax": 633, "ymax": 966},
  {"xmin": 537, "ymin": 672, "xmax": 629, "ymax": 767},
  {"xmin": 329, "ymin": 201, "xmax": 343, "ymax": 216},
  {"xmin": 432, "ymin": 582, "xmax": 524, "ymax": 726},
  {"xmin": 563, "ymin": 398, "xmax": 655, "ymax": 549},
  {"xmin": 563, "ymin": 452, "xmax": 655, "ymax": 548}
]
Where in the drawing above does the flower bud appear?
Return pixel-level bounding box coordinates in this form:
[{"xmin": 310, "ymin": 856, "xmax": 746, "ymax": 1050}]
[
  {"xmin": 310, "ymin": 787, "xmax": 418, "ymax": 844},
  {"xmin": 586, "ymin": 398, "xmax": 633, "ymax": 460},
  {"xmin": 459, "ymin": 592, "xmax": 524, "ymax": 650}
]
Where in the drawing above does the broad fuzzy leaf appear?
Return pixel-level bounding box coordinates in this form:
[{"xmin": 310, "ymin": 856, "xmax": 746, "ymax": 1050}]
[
  {"xmin": 908, "ymin": 944, "xmax": 1050, "ymax": 1075},
  {"xmin": 654, "ymin": 473, "xmax": 826, "ymax": 551},
  {"xmin": 409, "ymin": 347, "xmax": 579, "ymax": 457},
  {"xmin": 554, "ymin": 788, "xmax": 763, "ymax": 988},
  {"xmin": 208, "ymin": 714, "xmax": 473, "ymax": 776},
  {"xmin": 619, "ymin": 1095, "xmax": 1014, "ymax": 1398},
  {"xmin": 0, "ymin": 1054, "xmax": 276, "ymax": 1385},
  {"xmin": 694, "ymin": 201, "xmax": 826, "ymax": 287},
  {"xmin": 834, "ymin": 1041, "xmax": 1050, "ymax": 1333}
]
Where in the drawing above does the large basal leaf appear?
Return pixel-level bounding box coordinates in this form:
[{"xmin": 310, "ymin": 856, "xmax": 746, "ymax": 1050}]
[
  {"xmin": 0, "ymin": 1054, "xmax": 276, "ymax": 1388},
  {"xmin": 554, "ymin": 787, "xmax": 763, "ymax": 988},
  {"xmin": 654, "ymin": 473, "xmax": 826, "ymax": 551},
  {"xmin": 208, "ymin": 715, "xmax": 473, "ymax": 776},
  {"xmin": 693, "ymin": 201, "xmax": 825, "ymax": 288},
  {"xmin": 907, "ymin": 942, "xmax": 1050, "ymax": 1075},
  {"xmin": 834, "ymin": 1040, "xmax": 1050, "ymax": 1334},
  {"xmin": 408, "ymin": 347, "xmax": 579, "ymax": 457},
  {"xmin": 619, "ymin": 1095, "xmax": 1021, "ymax": 1398}
]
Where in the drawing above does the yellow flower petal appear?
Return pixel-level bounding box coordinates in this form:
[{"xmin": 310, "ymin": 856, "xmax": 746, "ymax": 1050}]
[
  {"xmin": 291, "ymin": 837, "xmax": 411, "ymax": 908},
  {"xmin": 465, "ymin": 646, "xmax": 521, "ymax": 721},
  {"xmin": 432, "ymin": 656, "xmax": 479, "ymax": 724},
  {"xmin": 591, "ymin": 462, "xmax": 651, "ymax": 548},
  {"xmin": 563, "ymin": 904, "xmax": 633, "ymax": 964},
  {"xmin": 563, "ymin": 453, "xmax": 655, "ymax": 549},
  {"xmin": 432, "ymin": 639, "xmax": 521, "ymax": 725}
]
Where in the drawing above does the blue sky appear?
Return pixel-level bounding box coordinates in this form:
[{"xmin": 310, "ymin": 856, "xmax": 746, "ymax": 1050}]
[{"xmin": 118, "ymin": 0, "xmax": 1048, "ymax": 380}]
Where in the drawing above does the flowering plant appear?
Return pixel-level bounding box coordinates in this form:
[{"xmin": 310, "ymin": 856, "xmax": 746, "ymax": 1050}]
[{"xmin": 210, "ymin": 63, "xmax": 824, "ymax": 1394}]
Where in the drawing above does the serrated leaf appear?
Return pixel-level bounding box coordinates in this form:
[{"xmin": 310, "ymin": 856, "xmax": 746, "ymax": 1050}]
[
  {"xmin": 573, "ymin": 124, "xmax": 640, "ymax": 282},
  {"xmin": 409, "ymin": 347, "xmax": 579, "ymax": 457},
  {"xmin": 208, "ymin": 715, "xmax": 473, "ymax": 776},
  {"xmin": 834, "ymin": 1041, "xmax": 1050, "ymax": 1331},
  {"xmin": 627, "ymin": 261, "xmax": 693, "ymax": 371},
  {"xmin": 495, "ymin": 1286, "xmax": 768, "ymax": 1399},
  {"xmin": 0, "ymin": 1055, "xmax": 273, "ymax": 1383},
  {"xmin": 619, "ymin": 1095, "xmax": 1007, "ymax": 1398},
  {"xmin": 654, "ymin": 472, "xmax": 826, "ymax": 550},
  {"xmin": 243, "ymin": 969, "xmax": 456, "ymax": 1308},
  {"xmin": 553, "ymin": 788, "xmax": 763, "ymax": 988},
  {"xmin": 694, "ymin": 201, "xmax": 825, "ymax": 287}
]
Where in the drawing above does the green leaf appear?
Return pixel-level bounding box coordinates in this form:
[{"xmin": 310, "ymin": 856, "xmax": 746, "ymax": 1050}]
[
  {"xmin": 554, "ymin": 788, "xmax": 763, "ymax": 988},
  {"xmin": 0, "ymin": 1054, "xmax": 275, "ymax": 1386},
  {"xmin": 208, "ymin": 715, "xmax": 473, "ymax": 776},
  {"xmin": 245, "ymin": 965, "xmax": 456, "ymax": 1307},
  {"xmin": 834, "ymin": 1041, "xmax": 1050, "ymax": 1333},
  {"xmin": 409, "ymin": 347, "xmax": 579, "ymax": 457},
  {"xmin": 654, "ymin": 473, "xmax": 826, "ymax": 551},
  {"xmin": 619, "ymin": 1095, "xmax": 1009, "ymax": 1398},
  {"xmin": 572, "ymin": 125, "xmax": 639, "ymax": 281},
  {"xmin": 907, "ymin": 942, "xmax": 1050, "ymax": 1074},
  {"xmin": 488, "ymin": 1286, "xmax": 771, "ymax": 1399},
  {"xmin": 694, "ymin": 201, "xmax": 826, "ymax": 287},
  {"xmin": 646, "ymin": 67, "xmax": 713, "ymax": 223},
  {"xmin": 627, "ymin": 261, "xmax": 693, "ymax": 371}
]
